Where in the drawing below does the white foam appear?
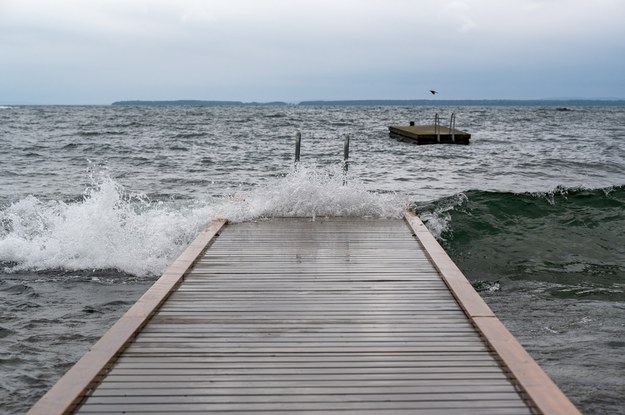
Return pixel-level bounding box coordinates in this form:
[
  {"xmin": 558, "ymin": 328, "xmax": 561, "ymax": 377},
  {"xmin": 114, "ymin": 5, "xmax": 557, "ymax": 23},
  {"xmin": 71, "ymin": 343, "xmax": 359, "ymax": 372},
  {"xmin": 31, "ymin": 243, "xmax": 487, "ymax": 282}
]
[
  {"xmin": 418, "ymin": 193, "xmax": 468, "ymax": 240},
  {"xmin": 0, "ymin": 175, "xmax": 211, "ymax": 276},
  {"xmin": 213, "ymin": 163, "xmax": 405, "ymax": 222},
  {"xmin": 0, "ymin": 165, "xmax": 404, "ymax": 277}
]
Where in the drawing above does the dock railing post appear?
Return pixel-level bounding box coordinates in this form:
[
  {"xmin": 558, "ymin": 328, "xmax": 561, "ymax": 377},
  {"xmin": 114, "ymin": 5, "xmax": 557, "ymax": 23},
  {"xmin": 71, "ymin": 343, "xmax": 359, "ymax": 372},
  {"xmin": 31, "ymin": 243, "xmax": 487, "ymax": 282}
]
[
  {"xmin": 449, "ymin": 113, "xmax": 456, "ymax": 143},
  {"xmin": 434, "ymin": 113, "xmax": 440, "ymax": 142},
  {"xmin": 342, "ymin": 134, "xmax": 350, "ymax": 185},
  {"xmin": 294, "ymin": 131, "xmax": 301, "ymax": 165},
  {"xmin": 343, "ymin": 134, "xmax": 350, "ymax": 172}
]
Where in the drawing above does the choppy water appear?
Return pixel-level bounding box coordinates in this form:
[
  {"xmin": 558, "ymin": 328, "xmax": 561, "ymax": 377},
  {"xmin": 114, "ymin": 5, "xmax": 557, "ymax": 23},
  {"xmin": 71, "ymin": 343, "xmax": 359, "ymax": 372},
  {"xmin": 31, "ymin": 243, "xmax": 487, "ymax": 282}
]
[{"xmin": 1, "ymin": 105, "xmax": 624, "ymax": 414}]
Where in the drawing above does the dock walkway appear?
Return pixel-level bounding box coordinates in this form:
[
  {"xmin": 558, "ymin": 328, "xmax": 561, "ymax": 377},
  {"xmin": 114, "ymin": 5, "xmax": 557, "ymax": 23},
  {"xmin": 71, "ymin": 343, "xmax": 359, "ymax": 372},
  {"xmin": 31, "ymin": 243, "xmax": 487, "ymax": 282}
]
[{"xmin": 28, "ymin": 213, "xmax": 579, "ymax": 414}]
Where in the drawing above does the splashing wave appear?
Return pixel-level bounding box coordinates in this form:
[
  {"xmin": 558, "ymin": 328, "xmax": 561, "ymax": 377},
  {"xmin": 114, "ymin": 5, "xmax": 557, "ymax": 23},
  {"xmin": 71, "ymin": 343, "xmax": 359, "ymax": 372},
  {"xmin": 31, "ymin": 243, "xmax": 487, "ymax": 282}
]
[{"xmin": 0, "ymin": 165, "xmax": 403, "ymax": 276}]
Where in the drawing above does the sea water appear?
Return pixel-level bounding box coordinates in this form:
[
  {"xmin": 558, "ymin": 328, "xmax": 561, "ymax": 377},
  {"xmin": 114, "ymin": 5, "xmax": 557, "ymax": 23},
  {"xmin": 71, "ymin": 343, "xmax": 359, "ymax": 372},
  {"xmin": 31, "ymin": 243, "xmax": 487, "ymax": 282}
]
[{"xmin": 1, "ymin": 105, "xmax": 624, "ymax": 414}]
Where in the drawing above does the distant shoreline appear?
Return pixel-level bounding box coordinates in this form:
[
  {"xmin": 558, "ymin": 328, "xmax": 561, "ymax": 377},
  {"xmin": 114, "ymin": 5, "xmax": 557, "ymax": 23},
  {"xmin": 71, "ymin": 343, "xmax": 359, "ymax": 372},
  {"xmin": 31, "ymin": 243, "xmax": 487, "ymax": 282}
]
[
  {"xmin": 111, "ymin": 100, "xmax": 290, "ymax": 107},
  {"xmin": 111, "ymin": 99, "xmax": 625, "ymax": 107}
]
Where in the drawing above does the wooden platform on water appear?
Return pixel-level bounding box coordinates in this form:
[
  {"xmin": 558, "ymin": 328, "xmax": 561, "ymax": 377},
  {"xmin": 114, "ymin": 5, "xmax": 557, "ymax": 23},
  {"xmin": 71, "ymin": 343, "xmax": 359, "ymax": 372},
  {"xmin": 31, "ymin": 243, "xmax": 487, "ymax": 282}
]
[
  {"xmin": 28, "ymin": 212, "xmax": 579, "ymax": 415},
  {"xmin": 389, "ymin": 125, "xmax": 471, "ymax": 144}
]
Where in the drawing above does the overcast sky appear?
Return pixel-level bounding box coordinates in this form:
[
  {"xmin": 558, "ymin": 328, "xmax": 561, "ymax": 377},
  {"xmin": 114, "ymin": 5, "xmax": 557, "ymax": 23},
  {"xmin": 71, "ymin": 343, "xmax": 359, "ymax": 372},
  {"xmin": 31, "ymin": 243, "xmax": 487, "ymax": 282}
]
[{"xmin": 1, "ymin": 0, "xmax": 624, "ymax": 104}]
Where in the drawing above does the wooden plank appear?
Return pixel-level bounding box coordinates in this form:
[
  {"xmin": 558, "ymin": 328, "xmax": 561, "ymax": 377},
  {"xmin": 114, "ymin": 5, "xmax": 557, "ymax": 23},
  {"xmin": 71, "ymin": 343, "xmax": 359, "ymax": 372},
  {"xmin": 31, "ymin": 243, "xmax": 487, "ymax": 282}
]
[
  {"xmin": 140, "ymin": 323, "xmax": 477, "ymax": 331},
  {"xmin": 76, "ymin": 410, "xmax": 533, "ymax": 415},
  {"xmin": 98, "ymin": 373, "xmax": 514, "ymax": 383},
  {"xmin": 147, "ymin": 317, "xmax": 473, "ymax": 325},
  {"xmin": 105, "ymin": 365, "xmax": 505, "ymax": 375},
  {"xmin": 89, "ymin": 384, "xmax": 521, "ymax": 396},
  {"xmin": 83, "ymin": 392, "xmax": 528, "ymax": 404},
  {"xmin": 111, "ymin": 360, "xmax": 501, "ymax": 369},
  {"xmin": 120, "ymin": 346, "xmax": 491, "ymax": 354},
  {"xmin": 75, "ymin": 400, "xmax": 529, "ymax": 412},
  {"xmin": 162, "ymin": 298, "xmax": 459, "ymax": 303},
  {"xmin": 73, "ymin": 409, "xmax": 532, "ymax": 415},
  {"xmin": 112, "ymin": 353, "xmax": 497, "ymax": 363},
  {"xmin": 94, "ymin": 378, "xmax": 516, "ymax": 389},
  {"xmin": 133, "ymin": 334, "xmax": 483, "ymax": 341}
]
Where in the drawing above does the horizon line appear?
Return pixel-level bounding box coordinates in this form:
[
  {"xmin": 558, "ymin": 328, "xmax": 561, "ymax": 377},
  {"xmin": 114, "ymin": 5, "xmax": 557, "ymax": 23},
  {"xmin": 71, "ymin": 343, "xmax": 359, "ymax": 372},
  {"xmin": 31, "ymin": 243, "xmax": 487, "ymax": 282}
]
[{"xmin": 3, "ymin": 97, "xmax": 625, "ymax": 106}]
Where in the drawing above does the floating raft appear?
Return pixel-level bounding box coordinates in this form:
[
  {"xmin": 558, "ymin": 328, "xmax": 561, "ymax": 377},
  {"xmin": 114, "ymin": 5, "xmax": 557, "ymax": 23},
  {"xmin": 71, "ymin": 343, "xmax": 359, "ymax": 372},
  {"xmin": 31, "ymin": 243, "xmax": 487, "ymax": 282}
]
[
  {"xmin": 389, "ymin": 125, "xmax": 471, "ymax": 145},
  {"xmin": 28, "ymin": 213, "xmax": 579, "ymax": 415}
]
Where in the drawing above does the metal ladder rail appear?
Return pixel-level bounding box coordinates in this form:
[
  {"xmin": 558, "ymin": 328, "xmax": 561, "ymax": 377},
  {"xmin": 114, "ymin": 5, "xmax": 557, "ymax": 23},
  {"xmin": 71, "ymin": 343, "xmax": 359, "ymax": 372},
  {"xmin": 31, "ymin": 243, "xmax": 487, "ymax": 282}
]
[
  {"xmin": 342, "ymin": 134, "xmax": 350, "ymax": 185},
  {"xmin": 434, "ymin": 113, "xmax": 441, "ymax": 142},
  {"xmin": 294, "ymin": 131, "xmax": 302, "ymax": 164},
  {"xmin": 449, "ymin": 112, "xmax": 456, "ymax": 142},
  {"xmin": 293, "ymin": 131, "xmax": 351, "ymax": 177},
  {"xmin": 343, "ymin": 134, "xmax": 350, "ymax": 173}
]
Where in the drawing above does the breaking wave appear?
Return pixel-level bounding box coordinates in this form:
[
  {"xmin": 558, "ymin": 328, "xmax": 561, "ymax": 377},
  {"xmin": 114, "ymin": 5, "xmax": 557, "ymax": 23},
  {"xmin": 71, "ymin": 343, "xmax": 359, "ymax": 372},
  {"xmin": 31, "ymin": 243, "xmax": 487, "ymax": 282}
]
[
  {"xmin": 415, "ymin": 186, "xmax": 625, "ymax": 299},
  {"xmin": 0, "ymin": 165, "xmax": 403, "ymax": 277}
]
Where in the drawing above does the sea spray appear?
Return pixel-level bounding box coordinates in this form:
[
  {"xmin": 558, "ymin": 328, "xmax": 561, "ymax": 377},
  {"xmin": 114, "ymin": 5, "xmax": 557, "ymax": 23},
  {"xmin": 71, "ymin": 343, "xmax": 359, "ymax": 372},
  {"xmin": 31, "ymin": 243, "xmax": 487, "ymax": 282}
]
[
  {"xmin": 0, "ymin": 165, "xmax": 404, "ymax": 277},
  {"xmin": 0, "ymin": 175, "xmax": 210, "ymax": 276},
  {"xmin": 214, "ymin": 163, "xmax": 405, "ymax": 222},
  {"xmin": 415, "ymin": 192, "xmax": 468, "ymax": 240}
]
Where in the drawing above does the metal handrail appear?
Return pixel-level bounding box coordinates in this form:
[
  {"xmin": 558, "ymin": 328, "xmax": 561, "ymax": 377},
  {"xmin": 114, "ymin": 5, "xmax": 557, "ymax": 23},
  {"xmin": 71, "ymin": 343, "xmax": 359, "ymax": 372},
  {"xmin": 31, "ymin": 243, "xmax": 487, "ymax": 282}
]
[
  {"xmin": 294, "ymin": 132, "xmax": 301, "ymax": 164},
  {"xmin": 294, "ymin": 131, "xmax": 351, "ymax": 179},
  {"xmin": 342, "ymin": 134, "xmax": 350, "ymax": 185},
  {"xmin": 343, "ymin": 134, "xmax": 350, "ymax": 173},
  {"xmin": 449, "ymin": 113, "xmax": 456, "ymax": 142},
  {"xmin": 434, "ymin": 113, "xmax": 441, "ymax": 142}
]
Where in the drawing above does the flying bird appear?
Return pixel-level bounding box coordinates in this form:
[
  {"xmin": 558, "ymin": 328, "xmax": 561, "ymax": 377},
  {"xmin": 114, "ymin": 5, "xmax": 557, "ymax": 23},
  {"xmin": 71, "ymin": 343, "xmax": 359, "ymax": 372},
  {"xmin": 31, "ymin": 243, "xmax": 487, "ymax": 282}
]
[{"xmin": 430, "ymin": 90, "xmax": 438, "ymax": 95}]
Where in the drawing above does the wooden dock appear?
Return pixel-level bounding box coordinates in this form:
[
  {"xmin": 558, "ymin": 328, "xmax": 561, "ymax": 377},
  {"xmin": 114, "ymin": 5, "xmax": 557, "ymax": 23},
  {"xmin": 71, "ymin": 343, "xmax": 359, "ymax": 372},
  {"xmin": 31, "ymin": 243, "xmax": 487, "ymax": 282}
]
[
  {"xmin": 28, "ymin": 212, "xmax": 579, "ymax": 415},
  {"xmin": 389, "ymin": 125, "xmax": 471, "ymax": 144}
]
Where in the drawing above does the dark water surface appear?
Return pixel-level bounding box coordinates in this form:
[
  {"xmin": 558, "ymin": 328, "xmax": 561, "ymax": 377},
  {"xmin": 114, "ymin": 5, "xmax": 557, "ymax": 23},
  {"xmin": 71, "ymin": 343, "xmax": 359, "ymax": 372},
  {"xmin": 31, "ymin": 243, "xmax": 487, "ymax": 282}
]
[{"xmin": 1, "ymin": 105, "xmax": 624, "ymax": 414}]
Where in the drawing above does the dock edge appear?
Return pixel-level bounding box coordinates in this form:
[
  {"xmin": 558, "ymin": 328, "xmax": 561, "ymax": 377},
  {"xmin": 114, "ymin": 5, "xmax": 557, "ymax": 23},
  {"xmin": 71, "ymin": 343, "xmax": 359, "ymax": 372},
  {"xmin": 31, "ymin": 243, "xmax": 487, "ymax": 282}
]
[
  {"xmin": 26, "ymin": 219, "xmax": 228, "ymax": 415},
  {"xmin": 403, "ymin": 210, "xmax": 581, "ymax": 415}
]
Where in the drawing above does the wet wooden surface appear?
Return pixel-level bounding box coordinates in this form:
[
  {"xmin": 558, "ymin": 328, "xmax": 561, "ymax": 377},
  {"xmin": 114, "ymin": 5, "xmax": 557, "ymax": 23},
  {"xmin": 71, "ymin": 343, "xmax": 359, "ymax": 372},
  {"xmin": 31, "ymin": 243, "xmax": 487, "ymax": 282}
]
[
  {"xmin": 30, "ymin": 215, "xmax": 580, "ymax": 414},
  {"xmin": 73, "ymin": 218, "xmax": 536, "ymax": 414}
]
